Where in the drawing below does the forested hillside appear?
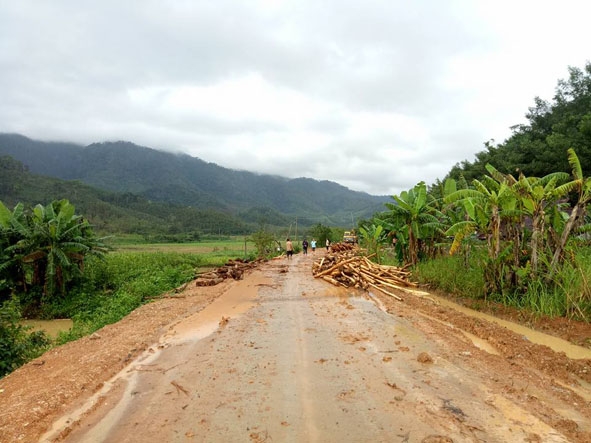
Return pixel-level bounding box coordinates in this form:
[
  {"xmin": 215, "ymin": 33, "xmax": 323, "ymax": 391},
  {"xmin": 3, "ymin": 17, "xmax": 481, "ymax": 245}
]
[
  {"xmin": 0, "ymin": 134, "xmax": 388, "ymax": 226},
  {"xmin": 447, "ymin": 62, "xmax": 591, "ymax": 182},
  {"xmin": 0, "ymin": 156, "xmax": 247, "ymax": 236}
]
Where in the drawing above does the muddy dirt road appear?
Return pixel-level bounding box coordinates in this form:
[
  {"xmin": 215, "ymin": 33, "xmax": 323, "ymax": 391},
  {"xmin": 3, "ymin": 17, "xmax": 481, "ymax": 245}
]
[{"xmin": 2, "ymin": 251, "xmax": 591, "ymax": 442}]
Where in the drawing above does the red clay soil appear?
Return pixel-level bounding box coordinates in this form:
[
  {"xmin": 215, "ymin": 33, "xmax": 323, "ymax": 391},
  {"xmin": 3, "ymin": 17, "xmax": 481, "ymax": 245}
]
[{"xmin": 0, "ymin": 257, "xmax": 590, "ymax": 442}]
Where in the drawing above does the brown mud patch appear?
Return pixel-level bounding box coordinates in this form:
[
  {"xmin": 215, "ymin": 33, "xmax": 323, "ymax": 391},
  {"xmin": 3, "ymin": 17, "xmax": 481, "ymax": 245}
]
[
  {"xmin": 432, "ymin": 290, "xmax": 591, "ymax": 350},
  {"xmin": 372, "ymin": 288, "xmax": 591, "ymax": 441},
  {"xmin": 0, "ymin": 280, "xmax": 233, "ymax": 443}
]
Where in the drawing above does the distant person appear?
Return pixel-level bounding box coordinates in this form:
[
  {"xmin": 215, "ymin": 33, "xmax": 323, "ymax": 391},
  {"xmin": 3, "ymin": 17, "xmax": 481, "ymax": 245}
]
[
  {"xmin": 286, "ymin": 238, "xmax": 293, "ymax": 260},
  {"xmin": 326, "ymin": 238, "xmax": 330, "ymax": 251},
  {"xmin": 302, "ymin": 239, "xmax": 309, "ymax": 255},
  {"xmin": 311, "ymin": 239, "xmax": 317, "ymax": 252}
]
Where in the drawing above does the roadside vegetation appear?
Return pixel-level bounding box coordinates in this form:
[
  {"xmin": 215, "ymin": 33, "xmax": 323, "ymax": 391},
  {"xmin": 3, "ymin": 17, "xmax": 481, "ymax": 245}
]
[
  {"xmin": 357, "ymin": 149, "xmax": 591, "ymax": 321},
  {"xmin": 357, "ymin": 63, "xmax": 591, "ymax": 322}
]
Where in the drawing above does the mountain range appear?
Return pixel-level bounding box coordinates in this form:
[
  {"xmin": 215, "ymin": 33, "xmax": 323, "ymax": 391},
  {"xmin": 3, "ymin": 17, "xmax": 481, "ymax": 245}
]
[{"xmin": 0, "ymin": 133, "xmax": 389, "ymax": 231}]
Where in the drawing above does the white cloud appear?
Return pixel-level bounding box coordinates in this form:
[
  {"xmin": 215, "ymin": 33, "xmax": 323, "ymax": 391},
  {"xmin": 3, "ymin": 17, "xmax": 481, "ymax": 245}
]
[{"xmin": 1, "ymin": 0, "xmax": 590, "ymax": 195}]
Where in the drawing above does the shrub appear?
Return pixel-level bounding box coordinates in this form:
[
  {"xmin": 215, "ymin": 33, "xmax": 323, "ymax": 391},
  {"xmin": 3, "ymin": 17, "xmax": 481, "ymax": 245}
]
[{"xmin": 0, "ymin": 298, "xmax": 51, "ymax": 377}]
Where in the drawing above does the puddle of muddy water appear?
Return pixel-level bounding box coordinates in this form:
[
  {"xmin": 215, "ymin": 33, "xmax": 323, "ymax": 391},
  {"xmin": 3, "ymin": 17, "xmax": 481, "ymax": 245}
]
[
  {"xmin": 369, "ymin": 289, "xmax": 591, "ymax": 359},
  {"xmin": 368, "ymin": 290, "xmax": 500, "ymax": 355},
  {"xmin": 164, "ymin": 272, "xmax": 271, "ymax": 343},
  {"xmin": 21, "ymin": 319, "xmax": 73, "ymax": 338},
  {"xmin": 460, "ymin": 330, "xmax": 500, "ymax": 355},
  {"xmin": 425, "ymin": 293, "xmax": 591, "ymax": 360}
]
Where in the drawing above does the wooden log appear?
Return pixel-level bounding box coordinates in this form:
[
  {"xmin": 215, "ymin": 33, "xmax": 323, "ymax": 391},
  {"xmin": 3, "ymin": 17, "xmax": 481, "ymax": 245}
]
[
  {"xmin": 358, "ymin": 269, "xmax": 379, "ymax": 284},
  {"xmin": 322, "ymin": 275, "xmax": 348, "ymax": 287},
  {"xmin": 370, "ymin": 272, "xmax": 416, "ymax": 288},
  {"xmin": 313, "ymin": 255, "xmax": 360, "ymax": 278},
  {"xmin": 340, "ymin": 271, "xmax": 357, "ymax": 286},
  {"xmin": 367, "ymin": 282, "xmax": 403, "ymax": 301}
]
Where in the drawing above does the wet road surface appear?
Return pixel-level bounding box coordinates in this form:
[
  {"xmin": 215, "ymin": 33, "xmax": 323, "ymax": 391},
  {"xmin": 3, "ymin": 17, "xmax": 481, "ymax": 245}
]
[{"xmin": 43, "ymin": 253, "xmax": 579, "ymax": 442}]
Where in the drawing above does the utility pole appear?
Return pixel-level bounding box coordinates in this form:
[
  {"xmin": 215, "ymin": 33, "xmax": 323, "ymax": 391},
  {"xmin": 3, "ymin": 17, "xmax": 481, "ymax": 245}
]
[{"xmin": 295, "ymin": 216, "xmax": 298, "ymax": 245}]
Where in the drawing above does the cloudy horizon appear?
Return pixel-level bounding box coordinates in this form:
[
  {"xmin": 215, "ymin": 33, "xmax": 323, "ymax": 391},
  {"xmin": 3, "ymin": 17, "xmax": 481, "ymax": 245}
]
[{"xmin": 1, "ymin": 0, "xmax": 590, "ymax": 196}]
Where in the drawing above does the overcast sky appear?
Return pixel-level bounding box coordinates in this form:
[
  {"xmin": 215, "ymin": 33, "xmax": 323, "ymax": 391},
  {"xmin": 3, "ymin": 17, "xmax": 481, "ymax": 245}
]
[{"xmin": 1, "ymin": 1, "xmax": 589, "ymax": 195}]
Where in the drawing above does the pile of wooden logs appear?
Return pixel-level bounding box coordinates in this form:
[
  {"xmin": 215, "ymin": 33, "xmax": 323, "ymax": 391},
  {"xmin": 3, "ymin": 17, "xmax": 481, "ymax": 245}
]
[
  {"xmin": 329, "ymin": 242, "xmax": 357, "ymax": 253},
  {"xmin": 312, "ymin": 245, "xmax": 427, "ymax": 301},
  {"xmin": 195, "ymin": 258, "xmax": 259, "ymax": 286}
]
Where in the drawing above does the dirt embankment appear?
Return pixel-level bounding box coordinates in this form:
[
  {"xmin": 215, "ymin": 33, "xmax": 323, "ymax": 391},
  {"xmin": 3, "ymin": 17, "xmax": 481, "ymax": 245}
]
[{"xmin": 0, "ymin": 252, "xmax": 590, "ymax": 442}]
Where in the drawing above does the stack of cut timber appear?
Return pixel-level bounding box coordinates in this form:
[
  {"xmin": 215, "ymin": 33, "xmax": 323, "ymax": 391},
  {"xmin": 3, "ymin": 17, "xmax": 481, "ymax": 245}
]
[
  {"xmin": 312, "ymin": 251, "xmax": 428, "ymax": 301},
  {"xmin": 195, "ymin": 258, "xmax": 259, "ymax": 286},
  {"xmin": 329, "ymin": 242, "xmax": 357, "ymax": 253}
]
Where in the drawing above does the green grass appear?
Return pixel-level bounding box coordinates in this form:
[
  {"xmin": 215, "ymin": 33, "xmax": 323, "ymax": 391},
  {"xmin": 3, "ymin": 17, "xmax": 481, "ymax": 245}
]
[
  {"xmin": 414, "ymin": 253, "xmax": 486, "ymax": 299},
  {"xmin": 52, "ymin": 251, "xmax": 200, "ymax": 341},
  {"xmin": 412, "ymin": 245, "xmax": 591, "ymax": 322},
  {"xmin": 113, "ymin": 238, "xmax": 257, "ymax": 265}
]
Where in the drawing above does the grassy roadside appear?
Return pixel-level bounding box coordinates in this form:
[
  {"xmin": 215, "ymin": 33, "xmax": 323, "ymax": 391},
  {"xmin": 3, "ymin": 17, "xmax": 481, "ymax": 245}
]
[
  {"xmin": 2, "ymin": 240, "xmax": 256, "ymax": 376},
  {"xmin": 56, "ymin": 240, "xmax": 257, "ymax": 341},
  {"xmin": 412, "ymin": 246, "xmax": 591, "ymax": 322}
]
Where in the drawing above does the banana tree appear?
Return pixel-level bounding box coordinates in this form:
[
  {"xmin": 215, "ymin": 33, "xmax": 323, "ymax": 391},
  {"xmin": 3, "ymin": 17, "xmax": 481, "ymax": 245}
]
[
  {"xmin": 0, "ymin": 202, "xmax": 30, "ymax": 294},
  {"xmin": 513, "ymin": 172, "xmax": 569, "ymax": 275},
  {"xmin": 445, "ymin": 176, "xmax": 515, "ymax": 260},
  {"xmin": 384, "ymin": 182, "xmax": 444, "ymax": 265},
  {"xmin": 358, "ymin": 223, "xmax": 387, "ymax": 263},
  {"xmin": 444, "ymin": 169, "xmax": 517, "ymax": 295},
  {"xmin": 23, "ymin": 200, "xmax": 108, "ymax": 297},
  {"xmin": 549, "ymin": 148, "xmax": 591, "ymax": 277}
]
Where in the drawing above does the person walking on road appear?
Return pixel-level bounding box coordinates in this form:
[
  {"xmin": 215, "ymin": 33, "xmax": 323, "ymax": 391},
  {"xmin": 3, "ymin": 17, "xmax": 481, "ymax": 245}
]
[
  {"xmin": 286, "ymin": 238, "xmax": 294, "ymax": 260},
  {"xmin": 325, "ymin": 238, "xmax": 330, "ymax": 251},
  {"xmin": 302, "ymin": 239, "xmax": 309, "ymax": 255},
  {"xmin": 311, "ymin": 239, "xmax": 317, "ymax": 253}
]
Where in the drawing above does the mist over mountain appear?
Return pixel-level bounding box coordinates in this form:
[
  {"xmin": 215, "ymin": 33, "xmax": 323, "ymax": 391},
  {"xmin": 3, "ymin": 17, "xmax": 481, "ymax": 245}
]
[{"xmin": 0, "ymin": 133, "xmax": 389, "ymax": 227}]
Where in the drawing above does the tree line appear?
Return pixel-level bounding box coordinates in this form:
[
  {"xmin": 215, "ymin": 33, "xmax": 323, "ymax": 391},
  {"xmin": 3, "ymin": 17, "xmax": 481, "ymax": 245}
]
[{"xmin": 448, "ymin": 62, "xmax": 591, "ymax": 183}]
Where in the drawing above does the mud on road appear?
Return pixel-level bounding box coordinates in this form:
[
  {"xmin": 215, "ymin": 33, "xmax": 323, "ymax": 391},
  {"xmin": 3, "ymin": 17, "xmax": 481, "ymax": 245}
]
[{"xmin": 1, "ymin": 251, "xmax": 591, "ymax": 442}]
